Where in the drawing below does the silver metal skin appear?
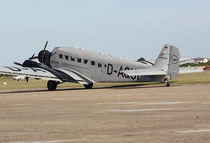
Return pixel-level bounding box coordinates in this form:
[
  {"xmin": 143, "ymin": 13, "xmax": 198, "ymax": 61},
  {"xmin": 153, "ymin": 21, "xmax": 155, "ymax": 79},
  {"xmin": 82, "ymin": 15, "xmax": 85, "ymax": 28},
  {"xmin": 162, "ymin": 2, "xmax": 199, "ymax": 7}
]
[{"xmin": 0, "ymin": 44, "xmax": 182, "ymax": 90}]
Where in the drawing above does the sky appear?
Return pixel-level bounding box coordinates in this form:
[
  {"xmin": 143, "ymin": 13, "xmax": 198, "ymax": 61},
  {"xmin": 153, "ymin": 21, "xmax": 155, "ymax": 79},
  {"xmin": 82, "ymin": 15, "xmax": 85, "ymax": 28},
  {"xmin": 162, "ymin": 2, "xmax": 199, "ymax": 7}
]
[{"xmin": 0, "ymin": 0, "xmax": 210, "ymax": 66}]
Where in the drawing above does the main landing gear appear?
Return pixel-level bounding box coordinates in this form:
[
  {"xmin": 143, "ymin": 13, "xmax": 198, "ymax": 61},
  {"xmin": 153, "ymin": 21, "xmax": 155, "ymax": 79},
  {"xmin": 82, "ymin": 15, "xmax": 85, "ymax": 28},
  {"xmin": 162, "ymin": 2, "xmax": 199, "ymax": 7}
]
[
  {"xmin": 47, "ymin": 81, "xmax": 93, "ymax": 91},
  {"xmin": 84, "ymin": 83, "xmax": 93, "ymax": 89},
  {"xmin": 47, "ymin": 80, "xmax": 58, "ymax": 91},
  {"xmin": 166, "ymin": 81, "xmax": 170, "ymax": 87}
]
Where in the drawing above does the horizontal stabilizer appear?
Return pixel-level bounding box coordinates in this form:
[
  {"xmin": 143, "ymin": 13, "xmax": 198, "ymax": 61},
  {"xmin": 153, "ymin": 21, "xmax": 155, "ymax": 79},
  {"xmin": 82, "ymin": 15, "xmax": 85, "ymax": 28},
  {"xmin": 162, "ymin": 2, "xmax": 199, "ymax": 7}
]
[
  {"xmin": 179, "ymin": 67, "xmax": 204, "ymax": 74},
  {"xmin": 123, "ymin": 67, "xmax": 166, "ymax": 76}
]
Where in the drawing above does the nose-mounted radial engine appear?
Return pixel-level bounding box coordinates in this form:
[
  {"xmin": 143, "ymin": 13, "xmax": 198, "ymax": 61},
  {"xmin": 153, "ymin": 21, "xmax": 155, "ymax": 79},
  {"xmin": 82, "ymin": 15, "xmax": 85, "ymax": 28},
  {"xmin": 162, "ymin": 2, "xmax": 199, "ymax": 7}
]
[{"xmin": 37, "ymin": 41, "xmax": 53, "ymax": 67}]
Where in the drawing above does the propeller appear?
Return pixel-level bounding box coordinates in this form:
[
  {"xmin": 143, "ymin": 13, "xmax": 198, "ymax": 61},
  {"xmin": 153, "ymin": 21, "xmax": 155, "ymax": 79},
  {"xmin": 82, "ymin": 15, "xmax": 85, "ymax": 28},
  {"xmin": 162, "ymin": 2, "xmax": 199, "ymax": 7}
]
[
  {"xmin": 38, "ymin": 41, "xmax": 51, "ymax": 64},
  {"xmin": 14, "ymin": 53, "xmax": 39, "ymax": 66},
  {"xmin": 13, "ymin": 41, "xmax": 50, "ymax": 83},
  {"xmin": 44, "ymin": 41, "xmax": 48, "ymax": 50},
  {"xmin": 14, "ymin": 41, "xmax": 51, "ymax": 67},
  {"xmin": 14, "ymin": 62, "xmax": 23, "ymax": 66},
  {"xmin": 27, "ymin": 41, "xmax": 48, "ymax": 60},
  {"xmin": 29, "ymin": 54, "xmax": 38, "ymax": 60}
]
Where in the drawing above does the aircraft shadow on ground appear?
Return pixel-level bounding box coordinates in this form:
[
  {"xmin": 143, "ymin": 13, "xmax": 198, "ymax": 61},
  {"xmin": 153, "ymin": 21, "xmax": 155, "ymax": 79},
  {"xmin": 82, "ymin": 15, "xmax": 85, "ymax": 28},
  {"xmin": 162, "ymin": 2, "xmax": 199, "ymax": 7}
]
[{"xmin": 0, "ymin": 82, "xmax": 169, "ymax": 95}]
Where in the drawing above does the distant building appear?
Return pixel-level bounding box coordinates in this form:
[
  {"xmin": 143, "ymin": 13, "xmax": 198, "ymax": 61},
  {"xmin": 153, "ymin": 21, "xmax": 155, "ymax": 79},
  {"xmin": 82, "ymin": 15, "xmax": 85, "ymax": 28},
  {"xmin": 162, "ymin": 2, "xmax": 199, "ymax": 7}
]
[
  {"xmin": 203, "ymin": 58, "xmax": 209, "ymax": 63},
  {"xmin": 193, "ymin": 58, "xmax": 209, "ymax": 63}
]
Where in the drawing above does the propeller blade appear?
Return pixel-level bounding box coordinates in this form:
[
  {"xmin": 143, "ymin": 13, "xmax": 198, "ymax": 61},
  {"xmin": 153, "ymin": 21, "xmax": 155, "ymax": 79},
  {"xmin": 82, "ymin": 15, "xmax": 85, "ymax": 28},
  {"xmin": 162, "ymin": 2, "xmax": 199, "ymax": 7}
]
[
  {"xmin": 31, "ymin": 54, "xmax": 35, "ymax": 58},
  {"xmin": 44, "ymin": 41, "xmax": 48, "ymax": 50},
  {"xmin": 29, "ymin": 54, "xmax": 35, "ymax": 60},
  {"xmin": 29, "ymin": 54, "xmax": 38, "ymax": 60},
  {"xmin": 32, "ymin": 56, "xmax": 38, "ymax": 59},
  {"xmin": 14, "ymin": 62, "xmax": 23, "ymax": 66}
]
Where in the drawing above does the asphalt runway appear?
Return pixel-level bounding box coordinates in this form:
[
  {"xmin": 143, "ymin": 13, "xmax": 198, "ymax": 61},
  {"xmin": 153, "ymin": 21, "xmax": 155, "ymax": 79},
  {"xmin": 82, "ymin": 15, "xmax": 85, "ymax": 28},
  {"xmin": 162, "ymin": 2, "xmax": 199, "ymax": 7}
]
[{"xmin": 0, "ymin": 84, "xmax": 210, "ymax": 143}]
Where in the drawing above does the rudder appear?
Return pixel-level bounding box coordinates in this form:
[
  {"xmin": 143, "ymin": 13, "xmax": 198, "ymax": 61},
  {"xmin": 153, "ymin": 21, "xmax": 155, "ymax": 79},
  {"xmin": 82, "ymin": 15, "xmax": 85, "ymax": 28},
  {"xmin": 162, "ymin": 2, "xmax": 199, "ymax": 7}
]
[
  {"xmin": 154, "ymin": 44, "xmax": 180, "ymax": 80},
  {"xmin": 168, "ymin": 45, "xmax": 180, "ymax": 79}
]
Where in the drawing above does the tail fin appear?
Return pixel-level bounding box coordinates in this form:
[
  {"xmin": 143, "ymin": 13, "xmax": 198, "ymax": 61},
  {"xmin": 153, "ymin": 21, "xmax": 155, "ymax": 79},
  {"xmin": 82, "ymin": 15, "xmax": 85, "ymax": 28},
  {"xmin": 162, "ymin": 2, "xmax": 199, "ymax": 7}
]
[{"xmin": 154, "ymin": 44, "xmax": 180, "ymax": 79}]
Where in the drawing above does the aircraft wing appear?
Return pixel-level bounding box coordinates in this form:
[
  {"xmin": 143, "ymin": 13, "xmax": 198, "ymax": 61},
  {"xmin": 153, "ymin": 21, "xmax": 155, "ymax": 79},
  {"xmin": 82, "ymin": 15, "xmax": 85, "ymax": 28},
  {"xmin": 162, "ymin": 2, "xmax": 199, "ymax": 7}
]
[
  {"xmin": 122, "ymin": 67, "xmax": 166, "ymax": 76},
  {"xmin": 0, "ymin": 66, "xmax": 61, "ymax": 81},
  {"xmin": 0, "ymin": 66, "xmax": 95, "ymax": 85}
]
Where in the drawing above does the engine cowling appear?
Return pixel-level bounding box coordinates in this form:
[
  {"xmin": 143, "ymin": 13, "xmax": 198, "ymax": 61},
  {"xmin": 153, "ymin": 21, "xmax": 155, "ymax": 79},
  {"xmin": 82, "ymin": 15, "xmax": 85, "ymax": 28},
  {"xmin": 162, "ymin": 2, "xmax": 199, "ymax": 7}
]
[
  {"xmin": 22, "ymin": 60, "xmax": 39, "ymax": 67},
  {"xmin": 38, "ymin": 50, "xmax": 52, "ymax": 67}
]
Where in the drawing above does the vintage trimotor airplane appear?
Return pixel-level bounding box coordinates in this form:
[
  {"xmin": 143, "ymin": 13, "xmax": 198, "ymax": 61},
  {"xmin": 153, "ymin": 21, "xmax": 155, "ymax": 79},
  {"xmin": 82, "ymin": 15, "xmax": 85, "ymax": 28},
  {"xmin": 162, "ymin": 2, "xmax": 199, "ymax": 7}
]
[{"xmin": 0, "ymin": 42, "xmax": 180, "ymax": 90}]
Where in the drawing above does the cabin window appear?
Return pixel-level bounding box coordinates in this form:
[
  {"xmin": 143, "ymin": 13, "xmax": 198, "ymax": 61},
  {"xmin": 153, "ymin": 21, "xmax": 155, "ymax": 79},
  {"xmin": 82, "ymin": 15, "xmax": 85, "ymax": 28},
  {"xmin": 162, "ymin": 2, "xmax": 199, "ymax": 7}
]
[
  {"xmin": 71, "ymin": 56, "xmax": 75, "ymax": 61},
  {"xmin": 77, "ymin": 58, "xmax": 81, "ymax": 63},
  {"xmin": 91, "ymin": 61, "xmax": 95, "ymax": 66},
  {"xmin": 65, "ymin": 55, "xmax": 69, "ymax": 60},
  {"xmin": 59, "ymin": 54, "xmax": 63, "ymax": 59},
  {"xmin": 84, "ymin": 59, "xmax": 88, "ymax": 64},
  {"xmin": 98, "ymin": 63, "xmax": 102, "ymax": 68}
]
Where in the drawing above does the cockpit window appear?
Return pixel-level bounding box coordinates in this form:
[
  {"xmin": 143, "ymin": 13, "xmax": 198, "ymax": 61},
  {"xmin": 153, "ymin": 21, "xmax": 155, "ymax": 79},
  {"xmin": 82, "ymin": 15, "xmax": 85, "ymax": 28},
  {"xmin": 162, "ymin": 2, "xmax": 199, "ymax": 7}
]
[{"xmin": 59, "ymin": 54, "xmax": 63, "ymax": 59}]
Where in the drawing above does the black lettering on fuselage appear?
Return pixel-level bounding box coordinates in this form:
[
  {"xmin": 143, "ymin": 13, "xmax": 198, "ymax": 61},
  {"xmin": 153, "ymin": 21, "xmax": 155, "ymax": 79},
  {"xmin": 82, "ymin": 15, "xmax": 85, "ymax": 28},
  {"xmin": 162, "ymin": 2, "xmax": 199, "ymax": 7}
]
[
  {"xmin": 118, "ymin": 66, "xmax": 124, "ymax": 78},
  {"xmin": 106, "ymin": 64, "xmax": 138, "ymax": 81},
  {"xmin": 124, "ymin": 67, "xmax": 130, "ymax": 79},
  {"xmin": 107, "ymin": 64, "xmax": 113, "ymax": 75},
  {"xmin": 137, "ymin": 75, "xmax": 140, "ymax": 81},
  {"xmin": 130, "ymin": 68, "xmax": 137, "ymax": 80}
]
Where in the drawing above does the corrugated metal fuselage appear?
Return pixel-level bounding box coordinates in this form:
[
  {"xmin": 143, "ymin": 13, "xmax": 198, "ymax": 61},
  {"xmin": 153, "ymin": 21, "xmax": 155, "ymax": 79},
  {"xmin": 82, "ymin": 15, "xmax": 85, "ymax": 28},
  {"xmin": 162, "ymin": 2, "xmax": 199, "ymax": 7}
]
[{"xmin": 50, "ymin": 47, "xmax": 165, "ymax": 83}]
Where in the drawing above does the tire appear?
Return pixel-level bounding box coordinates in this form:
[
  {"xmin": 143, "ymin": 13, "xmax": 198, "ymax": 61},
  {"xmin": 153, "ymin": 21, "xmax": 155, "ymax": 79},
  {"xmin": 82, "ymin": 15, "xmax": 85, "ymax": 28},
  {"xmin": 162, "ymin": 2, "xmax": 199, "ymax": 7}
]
[
  {"xmin": 166, "ymin": 81, "xmax": 170, "ymax": 87},
  {"xmin": 47, "ymin": 80, "xmax": 57, "ymax": 91},
  {"xmin": 84, "ymin": 83, "xmax": 93, "ymax": 89}
]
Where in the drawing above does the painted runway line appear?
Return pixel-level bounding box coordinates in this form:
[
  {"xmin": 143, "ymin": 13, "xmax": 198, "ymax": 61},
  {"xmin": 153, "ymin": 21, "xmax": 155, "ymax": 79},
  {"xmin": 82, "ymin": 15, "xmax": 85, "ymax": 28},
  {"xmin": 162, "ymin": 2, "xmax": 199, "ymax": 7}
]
[
  {"xmin": 110, "ymin": 108, "xmax": 174, "ymax": 112},
  {"xmin": 143, "ymin": 102, "xmax": 185, "ymax": 105},
  {"xmin": 107, "ymin": 101, "xmax": 185, "ymax": 105},
  {"xmin": 8, "ymin": 140, "xmax": 76, "ymax": 143},
  {"xmin": 178, "ymin": 129, "xmax": 210, "ymax": 133},
  {"xmin": 110, "ymin": 102, "xmax": 139, "ymax": 105}
]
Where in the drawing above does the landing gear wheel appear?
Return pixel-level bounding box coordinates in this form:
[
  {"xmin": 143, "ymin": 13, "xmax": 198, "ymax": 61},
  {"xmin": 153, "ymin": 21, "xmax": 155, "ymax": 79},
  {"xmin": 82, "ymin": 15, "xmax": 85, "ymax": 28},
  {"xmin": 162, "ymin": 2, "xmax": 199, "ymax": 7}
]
[
  {"xmin": 84, "ymin": 83, "xmax": 93, "ymax": 89},
  {"xmin": 166, "ymin": 81, "xmax": 170, "ymax": 87},
  {"xmin": 47, "ymin": 80, "xmax": 58, "ymax": 91}
]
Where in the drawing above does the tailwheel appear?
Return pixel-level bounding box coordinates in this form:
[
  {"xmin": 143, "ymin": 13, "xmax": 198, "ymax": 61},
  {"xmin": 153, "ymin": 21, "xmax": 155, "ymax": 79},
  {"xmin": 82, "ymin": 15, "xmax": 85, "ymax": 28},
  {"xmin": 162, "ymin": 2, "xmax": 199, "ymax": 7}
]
[
  {"xmin": 47, "ymin": 80, "xmax": 58, "ymax": 91},
  {"xmin": 166, "ymin": 81, "xmax": 170, "ymax": 87},
  {"xmin": 84, "ymin": 83, "xmax": 93, "ymax": 89}
]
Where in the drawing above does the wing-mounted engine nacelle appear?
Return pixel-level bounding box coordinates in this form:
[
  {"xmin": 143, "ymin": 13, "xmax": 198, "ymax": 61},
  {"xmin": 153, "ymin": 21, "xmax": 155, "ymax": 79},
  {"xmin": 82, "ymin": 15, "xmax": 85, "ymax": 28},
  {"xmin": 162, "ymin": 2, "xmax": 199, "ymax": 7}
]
[
  {"xmin": 23, "ymin": 60, "xmax": 39, "ymax": 67},
  {"xmin": 38, "ymin": 50, "xmax": 52, "ymax": 67}
]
